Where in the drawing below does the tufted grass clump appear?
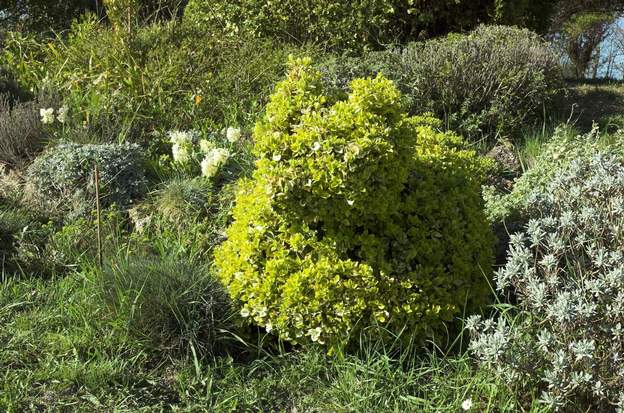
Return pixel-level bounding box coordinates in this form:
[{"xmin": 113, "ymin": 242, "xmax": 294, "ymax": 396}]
[
  {"xmin": 97, "ymin": 255, "xmax": 235, "ymax": 356},
  {"xmin": 469, "ymin": 152, "xmax": 624, "ymax": 411},
  {"xmin": 216, "ymin": 58, "xmax": 494, "ymax": 353}
]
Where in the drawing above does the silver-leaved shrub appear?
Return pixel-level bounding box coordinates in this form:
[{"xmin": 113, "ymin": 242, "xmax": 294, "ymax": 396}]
[
  {"xmin": 25, "ymin": 143, "xmax": 146, "ymax": 220},
  {"xmin": 484, "ymin": 126, "xmax": 624, "ymax": 222},
  {"xmin": 469, "ymin": 152, "xmax": 624, "ymax": 411}
]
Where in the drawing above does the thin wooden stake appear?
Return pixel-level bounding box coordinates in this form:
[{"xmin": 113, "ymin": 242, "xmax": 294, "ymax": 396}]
[{"xmin": 94, "ymin": 163, "xmax": 103, "ymax": 268}]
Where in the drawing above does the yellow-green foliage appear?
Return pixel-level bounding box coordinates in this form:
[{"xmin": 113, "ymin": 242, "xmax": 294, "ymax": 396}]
[{"xmin": 215, "ymin": 58, "xmax": 494, "ymax": 351}]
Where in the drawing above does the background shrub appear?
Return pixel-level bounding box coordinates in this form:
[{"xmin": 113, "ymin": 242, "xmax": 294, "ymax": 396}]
[
  {"xmin": 216, "ymin": 58, "xmax": 494, "ymax": 352},
  {"xmin": 184, "ymin": 0, "xmax": 553, "ymax": 52},
  {"xmin": 98, "ymin": 255, "xmax": 235, "ymax": 355},
  {"xmin": 320, "ymin": 25, "xmax": 562, "ymax": 141},
  {"xmin": 25, "ymin": 143, "xmax": 146, "ymax": 219},
  {"xmin": 469, "ymin": 152, "xmax": 624, "ymax": 411},
  {"xmin": 0, "ymin": 67, "xmax": 30, "ymax": 104}
]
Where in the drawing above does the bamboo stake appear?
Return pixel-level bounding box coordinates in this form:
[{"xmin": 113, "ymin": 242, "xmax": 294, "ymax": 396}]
[{"xmin": 94, "ymin": 163, "xmax": 103, "ymax": 268}]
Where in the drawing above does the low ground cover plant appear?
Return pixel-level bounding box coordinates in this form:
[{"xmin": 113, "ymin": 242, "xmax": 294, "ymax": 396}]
[{"xmin": 216, "ymin": 58, "xmax": 494, "ymax": 352}]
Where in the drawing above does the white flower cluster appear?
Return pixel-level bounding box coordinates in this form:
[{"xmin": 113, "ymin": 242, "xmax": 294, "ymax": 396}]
[
  {"xmin": 40, "ymin": 106, "xmax": 69, "ymax": 125},
  {"xmin": 469, "ymin": 153, "xmax": 624, "ymax": 411},
  {"xmin": 201, "ymin": 147, "xmax": 229, "ymax": 179},
  {"xmin": 226, "ymin": 127, "xmax": 241, "ymax": 143},
  {"xmin": 168, "ymin": 130, "xmax": 199, "ymax": 164},
  {"xmin": 168, "ymin": 128, "xmax": 238, "ymax": 179}
]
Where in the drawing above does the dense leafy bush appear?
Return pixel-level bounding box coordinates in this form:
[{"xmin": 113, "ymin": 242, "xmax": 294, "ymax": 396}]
[
  {"xmin": 469, "ymin": 153, "xmax": 624, "ymax": 411},
  {"xmin": 0, "ymin": 0, "xmax": 96, "ymax": 32},
  {"xmin": 98, "ymin": 255, "xmax": 234, "ymax": 355},
  {"xmin": 0, "ymin": 93, "xmax": 52, "ymax": 167},
  {"xmin": 320, "ymin": 25, "xmax": 562, "ymax": 140},
  {"xmin": 484, "ymin": 127, "xmax": 624, "ymax": 222},
  {"xmin": 216, "ymin": 58, "xmax": 494, "ymax": 352},
  {"xmin": 2, "ymin": 17, "xmax": 318, "ymax": 143},
  {"xmin": 184, "ymin": 0, "xmax": 555, "ymax": 52},
  {"xmin": 25, "ymin": 143, "xmax": 146, "ymax": 219}
]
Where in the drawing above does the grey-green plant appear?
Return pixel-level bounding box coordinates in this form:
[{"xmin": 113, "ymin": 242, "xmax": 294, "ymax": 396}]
[
  {"xmin": 320, "ymin": 25, "xmax": 562, "ymax": 141},
  {"xmin": 484, "ymin": 126, "xmax": 624, "ymax": 222},
  {"xmin": 469, "ymin": 152, "xmax": 624, "ymax": 411},
  {"xmin": 25, "ymin": 142, "xmax": 146, "ymax": 219}
]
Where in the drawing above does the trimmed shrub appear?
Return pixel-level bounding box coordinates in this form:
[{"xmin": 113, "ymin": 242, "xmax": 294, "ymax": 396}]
[
  {"xmin": 25, "ymin": 143, "xmax": 146, "ymax": 219},
  {"xmin": 469, "ymin": 152, "xmax": 624, "ymax": 411},
  {"xmin": 98, "ymin": 255, "xmax": 235, "ymax": 355},
  {"xmin": 320, "ymin": 25, "xmax": 562, "ymax": 140},
  {"xmin": 215, "ymin": 58, "xmax": 494, "ymax": 352}
]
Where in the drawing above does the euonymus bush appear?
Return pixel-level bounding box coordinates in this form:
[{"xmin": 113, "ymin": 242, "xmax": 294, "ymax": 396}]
[
  {"xmin": 321, "ymin": 25, "xmax": 561, "ymax": 140},
  {"xmin": 216, "ymin": 58, "xmax": 494, "ymax": 352}
]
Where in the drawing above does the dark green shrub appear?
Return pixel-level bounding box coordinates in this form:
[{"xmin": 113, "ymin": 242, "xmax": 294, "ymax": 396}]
[
  {"xmin": 0, "ymin": 0, "xmax": 96, "ymax": 33},
  {"xmin": 216, "ymin": 58, "xmax": 494, "ymax": 352},
  {"xmin": 25, "ymin": 143, "xmax": 146, "ymax": 219},
  {"xmin": 184, "ymin": 0, "xmax": 546, "ymax": 52},
  {"xmin": 98, "ymin": 255, "xmax": 235, "ymax": 355},
  {"xmin": 320, "ymin": 25, "xmax": 562, "ymax": 141},
  {"xmin": 2, "ymin": 16, "xmax": 318, "ymax": 143},
  {"xmin": 0, "ymin": 67, "xmax": 30, "ymax": 104}
]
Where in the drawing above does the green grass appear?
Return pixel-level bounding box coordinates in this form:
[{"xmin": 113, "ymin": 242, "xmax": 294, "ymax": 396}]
[{"xmin": 0, "ymin": 266, "xmax": 543, "ymax": 412}]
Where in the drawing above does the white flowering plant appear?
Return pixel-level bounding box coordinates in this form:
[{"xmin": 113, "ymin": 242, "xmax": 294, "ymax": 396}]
[
  {"xmin": 166, "ymin": 127, "xmax": 242, "ymax": 179},
  {"xmin": 469, "ymin": 152, "xmax": 624, "ymax": 411},
  {"xmin": 39, "ymin": 105, "xmax": 70, "ymax": 125}
]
